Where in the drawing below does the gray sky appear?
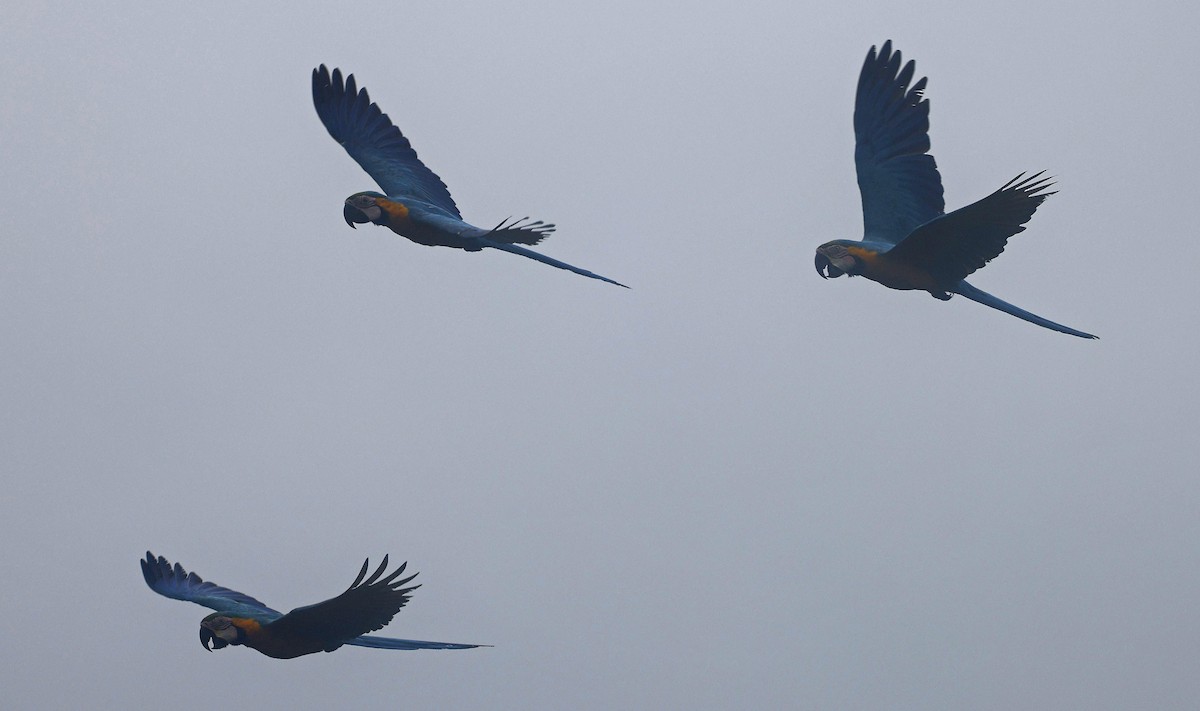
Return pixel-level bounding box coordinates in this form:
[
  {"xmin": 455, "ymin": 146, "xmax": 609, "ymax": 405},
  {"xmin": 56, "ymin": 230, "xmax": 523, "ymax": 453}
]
[{"xmin": 2, "ymin": 1, "xmax": 1198, "ymax": 709}]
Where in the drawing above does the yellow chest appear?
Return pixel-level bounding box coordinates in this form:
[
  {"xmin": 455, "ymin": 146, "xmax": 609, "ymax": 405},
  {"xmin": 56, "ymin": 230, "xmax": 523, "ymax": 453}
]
[
  {"xmin": 376, "ymin": 198, "xmax": 412, "ymax": 232},
  {"xmin": 231, "ymin": 617, "xmax": 264, "ymax": 639}
]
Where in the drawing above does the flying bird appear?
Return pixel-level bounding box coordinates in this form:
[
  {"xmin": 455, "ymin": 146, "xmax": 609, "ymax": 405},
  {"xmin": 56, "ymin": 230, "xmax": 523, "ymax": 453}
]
[
  {"xmin": 814, "ymin": 41, "xmax": 1096, "ymax": 338},
  {"xmin": 141, "ymin": 551, "xmax": 484, "ymax": 658},
  {"xmin": 312, "ymin": 64, "xmax": 626, "ymax": 288}
]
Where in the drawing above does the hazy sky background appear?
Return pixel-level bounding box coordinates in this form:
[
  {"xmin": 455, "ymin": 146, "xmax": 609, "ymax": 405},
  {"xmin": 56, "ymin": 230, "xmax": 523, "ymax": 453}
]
[{"xmin": 3, "ymin": 1, "xmax": 1198, "ymax": 709}]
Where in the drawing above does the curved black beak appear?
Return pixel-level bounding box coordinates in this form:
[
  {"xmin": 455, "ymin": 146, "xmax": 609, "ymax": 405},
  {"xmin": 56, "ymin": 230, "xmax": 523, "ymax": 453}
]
[
  {"xmin": 199, "ymin": 627, "xmax": 227, "ymax": 652},
  {"xmin": 814, "ymin": 253, "xmax": 845, "ymax": 279},
  {"xmin": 344, "ymin": 203, "xmax": 368, "ymax": 229}
]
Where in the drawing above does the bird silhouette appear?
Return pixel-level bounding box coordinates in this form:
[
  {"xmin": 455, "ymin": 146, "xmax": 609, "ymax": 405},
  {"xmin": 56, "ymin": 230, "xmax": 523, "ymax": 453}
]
[
  {"xmin": 141, "ymin": 551, "xmax": 484, "ymax": 658},
  {"xmin": 313, "ymin": 65, "xmax": 626, "ymax": 288},
  {"xmin": 814, "ymin": 41, "xmax": 1096, "ymax": 338}
]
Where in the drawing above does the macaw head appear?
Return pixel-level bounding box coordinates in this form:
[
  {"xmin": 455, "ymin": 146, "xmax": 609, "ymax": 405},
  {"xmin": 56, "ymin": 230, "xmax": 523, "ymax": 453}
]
[
  {"xmin": 199, "ymin": 613, "xmax": 243, "ymax": 652},
  {"xmin": 343, "ymin": 191, "xmax": 387, "ymax": 228},
  {"xmin": 814, "ymin": 241, "xmax": 861, "ymax": 279}
]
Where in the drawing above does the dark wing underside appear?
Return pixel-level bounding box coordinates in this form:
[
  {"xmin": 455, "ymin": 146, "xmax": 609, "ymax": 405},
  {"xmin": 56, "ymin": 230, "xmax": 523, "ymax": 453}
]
[
  {"xmin": 855, "ymin": 41, "xmax": 945, "ymax": 245},
  {"xmin": 140, "ymin": 551, "xmax": 281, "ymax": 619},
  {"xmin": 312, "ymin": 65, "xmax": 461, "ymax": 218},
  {"xmin": 265, "ymin": 556, "xmax": 419, "ymax": 651},
  {"xmin": 888, "ymin": 172, "xmax": 1055, "ymax": 287}
]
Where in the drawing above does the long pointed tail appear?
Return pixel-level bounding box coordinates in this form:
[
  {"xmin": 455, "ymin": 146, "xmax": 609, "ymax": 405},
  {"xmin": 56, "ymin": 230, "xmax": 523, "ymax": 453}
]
[
  {"xmin": 483, "ymin": 240, "xmax": 629, "ymax": 288},
  {"xmin": 346, "ymin": 634, "xmax": 489, "ymax": 651},
  {"xmin": 952, "ymin": 280, "xmax": 1097, "ymax": 339}
]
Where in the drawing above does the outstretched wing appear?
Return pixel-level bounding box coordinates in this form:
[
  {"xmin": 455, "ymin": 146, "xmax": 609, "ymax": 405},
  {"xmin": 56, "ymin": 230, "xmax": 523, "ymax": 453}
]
[
  {"xmin": 140, "ymin": 551, "xmax": 281, "ymax": 619},
  {"xmin": 855, "ymin": 41, "xmax": 945, "ymax": 245},
  {"xmin": 312, "ymin": 65, "xmax": 461, "ymax": 218},
  {"xmin": 889, "ymin": 172, "xmax": 1055, "ymax": 286},
  {"xmin": 266, "ymin": 556, "xmax": 419, "ymax": 650}
]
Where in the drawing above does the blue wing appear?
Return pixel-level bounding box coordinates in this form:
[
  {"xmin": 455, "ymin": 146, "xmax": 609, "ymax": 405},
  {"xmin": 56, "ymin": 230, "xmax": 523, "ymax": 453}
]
[
  {"xmin": 346, "ymin": 635, "xmax": 486, "ymax": 650},
  {"xmin": 855, "ymin": 41, "xmax": 944, "ymax": 245},
  {"xmin": 888, "ymin": 173, "xmax": 1055, "ymax": 286},
  {"xmin": 312, "ymin": 65, "xmax": 461, "ymax": 218},
  {"xmin": 140, "ymin": 551, "xmax": 282, "ymax": 620},
  {"xmin": 266, "ymin": 556, "xmax": 418, "ymax": 646}
]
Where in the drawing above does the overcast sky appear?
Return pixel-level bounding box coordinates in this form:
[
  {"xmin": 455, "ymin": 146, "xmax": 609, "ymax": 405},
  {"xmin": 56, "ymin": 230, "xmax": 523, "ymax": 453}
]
[{"xmin": 2, "ymin": 1, "xmax": 1198, "ymax": 709}]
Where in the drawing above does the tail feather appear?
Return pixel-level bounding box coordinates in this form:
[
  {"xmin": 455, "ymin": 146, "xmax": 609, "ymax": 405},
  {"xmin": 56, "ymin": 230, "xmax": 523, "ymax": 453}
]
[
  {"xmin": 346, "ymin": 634, "xmax": 488, "ymax": 651},
  {"xmin": 485, "ymin": 216, "xmax": 555, "ymax": 246},
  {"xmin": 953, "ymin": 280, "xmax": 1097, "ymax": 339},
  {"xmin": 483, "ymin": 240, "xmax": 629, "ymax": 288}
]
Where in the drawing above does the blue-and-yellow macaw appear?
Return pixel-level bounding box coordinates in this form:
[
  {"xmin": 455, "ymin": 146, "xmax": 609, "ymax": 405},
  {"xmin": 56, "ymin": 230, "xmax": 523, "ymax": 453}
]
[
  {"xmin": 141, "ymin": 551, "xmax": 483, "ymax": 658},
  {"xmin": 814, "ymin": 42, "xmax": 1097, "ymax": 339},
  {"xmin": 312, "ymin": 65, "xmax": 627, "ymax": 288}
]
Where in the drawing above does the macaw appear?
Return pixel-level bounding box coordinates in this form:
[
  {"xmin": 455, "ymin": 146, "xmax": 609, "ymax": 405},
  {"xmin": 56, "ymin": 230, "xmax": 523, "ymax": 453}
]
[
  {"xmin": 312, "ymin": 65, "xmax": 627, "ymax": 288},
  {"xmin": 814, "ymin": 41, "xmax": 1097, "ymax": 339},
  {"xmin": 141, "ymin": 551, "xmax": 483, "ymax": 658}
]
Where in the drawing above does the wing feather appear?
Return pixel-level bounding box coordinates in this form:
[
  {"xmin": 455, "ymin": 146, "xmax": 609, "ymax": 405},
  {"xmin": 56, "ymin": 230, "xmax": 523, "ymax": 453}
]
[
  {"xmin": 265, "ymin": 556, "xmax": 421, "ymax": 651},
  {"xmin": 312, "ymin": 65, "xmax": 461, "ymax": 218},
  {"xmin": 889, "ymin": 172, "xmax": 1055, "ymax": 286},
  {"xmin": 140, "ymin": 551, "xmax": 281, "ymax": 620},
  {"xmin": 855, "ymin": 41, "xmax": 945, "ymax": 244}
]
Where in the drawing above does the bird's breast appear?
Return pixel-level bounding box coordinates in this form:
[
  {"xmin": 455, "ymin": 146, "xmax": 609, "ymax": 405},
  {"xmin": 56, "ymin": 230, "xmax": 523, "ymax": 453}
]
[
  {"xmin": 386, "ymin": 210, "xmax": 480, "ymax": 250},
  {"xmin": 240, "ymin": 619, "xmax": 325, "ymax": 659},
  {"xmin": 375, "ymin": 199, "xmax": 465, "ymax": 247},
  {"xmin": 848, "ymin": 246, "xmax": 941, "ymax": 292}
]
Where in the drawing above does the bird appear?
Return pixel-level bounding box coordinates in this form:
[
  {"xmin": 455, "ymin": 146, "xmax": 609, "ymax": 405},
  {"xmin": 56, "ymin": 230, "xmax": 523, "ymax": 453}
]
[
  {"xmin": 813, "ymin": 41, "xmax": 1097, "ymax": 339},
  {"xmin": 312, "ymin": 64, "xmax": 627, "ymax": 288},
  {"xmin": 140, "ymin": 551, "xmax": 484, "ymax": 658}
]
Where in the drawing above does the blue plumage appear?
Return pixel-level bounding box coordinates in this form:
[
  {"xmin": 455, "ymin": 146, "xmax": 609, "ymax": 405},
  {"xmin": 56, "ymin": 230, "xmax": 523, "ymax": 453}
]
[
  {"xmin": 313, "ymin": 65, "xmax": 627, "ymax": 288},
  {"xmin": 141, "ymin": 552, "xmax": 281, "ymax": 619},
  {"xmin": 854, "ymin": 41, "xmax": 944, "ymax": 245},
  {"xmin": 141, "ymin": 552, "xmax": 483, "ymax": 657},
  {"xmin": 816, "ymin": 42, "xmax": 1097, "ymax": 339},
  {"xmin": 312, "ymin": 66, "xmax": 460, "ymax": 219}
]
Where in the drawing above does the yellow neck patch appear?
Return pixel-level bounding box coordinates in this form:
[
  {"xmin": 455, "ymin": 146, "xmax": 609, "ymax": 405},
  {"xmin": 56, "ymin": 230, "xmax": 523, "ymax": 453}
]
[
  {"xmin": 376, "ymin": 198, "xmax": 410, "ymax": 223},
  {"xmin": 231, "ymin": 618, "xmax": 264, "ymax": 638},
  {"xmin": 846, "ymin": 245, "xmax": 881, "ymax": 264},
  {"xmin": 848, "ymin": 245, "xmax": 939, "ymax": 291}
]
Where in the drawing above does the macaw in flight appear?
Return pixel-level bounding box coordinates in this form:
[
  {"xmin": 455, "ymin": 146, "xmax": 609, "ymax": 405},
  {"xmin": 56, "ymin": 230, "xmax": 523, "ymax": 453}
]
[
  {"xmin": 141, "ymin": 551, "xmax": 484, "ymax": 659},
  {"xmin": 814, "ymin": 41, "xmax": 1097, "ymax": 338},
  {"xmin": 312, "ymin": 65, "xmax": 627, "ymax": 288}
]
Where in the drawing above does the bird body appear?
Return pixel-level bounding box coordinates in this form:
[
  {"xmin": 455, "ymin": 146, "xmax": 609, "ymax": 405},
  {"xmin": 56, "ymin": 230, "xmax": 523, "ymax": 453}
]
[
  {"xmin": 313, "ymin": 65, "xmax": 626, "ymax": 287},
  {"xmin": 141, "ymin": 551, "xmax": 482, "ymax": 659},
  {"xmin": 209, "ymin": 616, "xmax": 300, "ymax": 659},
  {"xmin": 206, "ymin": 613, "xmax": 363, "ymax": 660},
  {"xmin": 834, "ymin": 241, "xmax": 944, "ymax": 294},
  {"xmin": 814, "ymin": 42, "xmax": 1096, "ymax": 339}
]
